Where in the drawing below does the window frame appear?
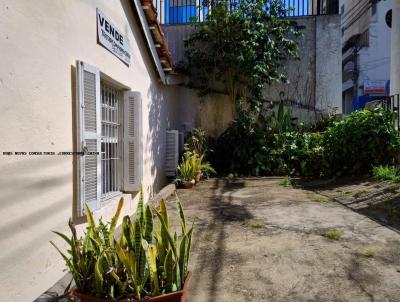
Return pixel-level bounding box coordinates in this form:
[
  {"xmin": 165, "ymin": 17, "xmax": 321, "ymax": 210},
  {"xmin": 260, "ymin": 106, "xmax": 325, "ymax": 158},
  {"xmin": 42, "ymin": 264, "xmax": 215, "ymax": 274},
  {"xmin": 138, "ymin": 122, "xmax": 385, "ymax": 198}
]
[
  {"xmin": 76, "ymin": 60, "xmax": 143, "ymax": 215},
  {"xmin": 100, "ymin": 79, "xmax": 124, "ymax": 202}
]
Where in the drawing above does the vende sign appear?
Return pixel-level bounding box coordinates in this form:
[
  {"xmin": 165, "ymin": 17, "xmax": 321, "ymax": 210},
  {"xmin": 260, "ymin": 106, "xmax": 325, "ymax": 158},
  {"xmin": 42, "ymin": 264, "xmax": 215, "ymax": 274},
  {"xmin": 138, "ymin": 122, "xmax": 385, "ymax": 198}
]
[
  {"xmin": 364, "ymin": 80, "xmax": 387, "ymax": 95},
  {"xmin": 97, "ymin": 9, "xmax": 131, "ymax": 65}
]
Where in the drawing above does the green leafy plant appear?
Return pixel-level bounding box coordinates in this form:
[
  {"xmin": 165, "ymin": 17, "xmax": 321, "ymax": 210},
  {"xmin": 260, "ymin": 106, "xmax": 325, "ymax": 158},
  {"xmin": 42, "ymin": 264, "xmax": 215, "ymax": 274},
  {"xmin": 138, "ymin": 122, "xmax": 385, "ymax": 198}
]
[
  {"xmin": 177, "ymin": 153, "xmax": 196, "ymax": 182},
  {"xmin": 191, "ymin": 152, "xmax": 216, "ymax": 177},
  {"xmin": 184, "ymin": 0, "xmax": 302, "ymax": 118},
  {"xmin": 51, "ymin": 189, "xmax": 193, "ymax": 300},
  {"xmin": 177, "ymin": 152, "xmax": 216, "ymax": 183},
  {"xmin": 51, "ymin": 199, "xmax": 125, "ymax": 299},
  {"xmin": 269, "ymin": 101, "xmax": 297, "ymax": 134},
  {"xmin": 154, "ymin": 197, "xmax": 193, "ymax": 293},
  {"xmin": 185, "ymin": 128, "xmax": 211, "ymax": 158},
  {"xmin": 372, "ymin": 166, "xmax": 400, "ymax": 183},
  {"xmin": 280, "ymin": 176, "xmax": 292, "ymax": 188},
  {"xmin": 210, "ymin": 107, "xmax": 399, "ymax": 178},
  {"xmin": 323, "ymin": 108, "xmax": 400, "ymax": 176}
]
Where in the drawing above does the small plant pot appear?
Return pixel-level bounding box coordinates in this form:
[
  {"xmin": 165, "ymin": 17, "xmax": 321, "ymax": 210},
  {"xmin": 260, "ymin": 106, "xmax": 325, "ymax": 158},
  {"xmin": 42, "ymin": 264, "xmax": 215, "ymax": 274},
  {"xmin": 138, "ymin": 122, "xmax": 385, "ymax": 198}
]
[
  {"xmin": 72, "ymin": 272, "xmax": 192, "ymax": 302},
  {"xmin": 183, "ymin": 179, "xmax": 195, "ymax": 189},
  {"xmin": 194, "ymin": 172, "xmax": 202, "ymax": 184}
]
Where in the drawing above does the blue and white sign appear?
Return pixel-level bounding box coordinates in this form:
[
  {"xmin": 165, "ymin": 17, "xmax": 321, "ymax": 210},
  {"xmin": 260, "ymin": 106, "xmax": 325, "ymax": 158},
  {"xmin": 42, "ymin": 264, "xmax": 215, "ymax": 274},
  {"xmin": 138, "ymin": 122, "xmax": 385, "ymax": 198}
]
[{"xmin": 97, "ymin": 8, "xmax": 131, "ymax": 65}]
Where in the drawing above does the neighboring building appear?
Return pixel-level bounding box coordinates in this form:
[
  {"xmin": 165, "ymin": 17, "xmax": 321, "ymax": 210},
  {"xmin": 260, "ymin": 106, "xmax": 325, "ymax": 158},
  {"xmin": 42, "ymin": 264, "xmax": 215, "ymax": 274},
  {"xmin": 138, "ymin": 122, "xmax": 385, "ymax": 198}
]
[{"xmin": 340, "ymin": 0, "xmax": 393, "ymax": 114}]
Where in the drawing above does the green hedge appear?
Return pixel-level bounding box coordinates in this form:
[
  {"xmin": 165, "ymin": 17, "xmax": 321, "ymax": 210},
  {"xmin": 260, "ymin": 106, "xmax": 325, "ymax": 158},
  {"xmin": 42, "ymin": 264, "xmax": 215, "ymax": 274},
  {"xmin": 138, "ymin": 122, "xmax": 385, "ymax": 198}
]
[
  {"xmin": 209, "ymin": 108, "xmax": 400, "ymax": 177},
  {"xmin": 323, "ymin": 109, "xmax": 400, "ymax": 176}
]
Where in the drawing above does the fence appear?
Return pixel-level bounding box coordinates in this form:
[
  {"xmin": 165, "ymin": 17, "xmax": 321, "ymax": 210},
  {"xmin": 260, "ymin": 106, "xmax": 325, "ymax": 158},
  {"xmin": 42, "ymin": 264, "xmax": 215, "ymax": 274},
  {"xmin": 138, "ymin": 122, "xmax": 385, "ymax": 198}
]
[{"xmin": 154, "ymin": 0, "xmax": 339, "ymax": 25}]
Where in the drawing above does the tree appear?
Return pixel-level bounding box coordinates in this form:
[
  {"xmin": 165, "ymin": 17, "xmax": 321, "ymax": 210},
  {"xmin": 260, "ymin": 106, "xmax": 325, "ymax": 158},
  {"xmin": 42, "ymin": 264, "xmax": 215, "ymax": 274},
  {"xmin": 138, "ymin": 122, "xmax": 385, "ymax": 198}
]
[{"xmin": 184, "ymin": 0, "xmax": 303, "ymax": 120}]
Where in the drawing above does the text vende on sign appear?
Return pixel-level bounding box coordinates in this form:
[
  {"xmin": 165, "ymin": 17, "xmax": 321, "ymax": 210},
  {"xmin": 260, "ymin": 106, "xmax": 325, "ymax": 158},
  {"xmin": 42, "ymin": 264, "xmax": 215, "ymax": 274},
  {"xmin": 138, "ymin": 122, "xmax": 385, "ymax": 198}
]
[{"xmin": 97, "ymin": 8, "xmax": 131, "ymax": 65}]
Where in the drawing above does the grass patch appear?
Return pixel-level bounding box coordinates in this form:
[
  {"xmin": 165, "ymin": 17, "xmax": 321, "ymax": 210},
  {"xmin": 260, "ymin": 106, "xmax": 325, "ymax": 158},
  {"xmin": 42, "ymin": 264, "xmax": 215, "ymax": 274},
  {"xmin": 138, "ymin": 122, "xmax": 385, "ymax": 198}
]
[
  {"xmin": 280, "ymin": 176, "xmax": 292, "ymax": 188},
  {"xmin": 320, "ymin": 229, "xmax": 341, "ymax": 240},
  {"xmin": 309, "ymin": 193, "xmax": 330, "ymax": 203},
  {"xmin": 241, "ymin": 220, "xmax": 264, "ymax": 229},
  {"xmin": 372, "ymin": 166, "xmax": 400, "ymax": 183},
  {"xmin": 353, "ymin": 189, "xmax": 371, "ymax": 198},
  {"xmin": 362, "ymin": 248, "xmax": 376, "ymax": 258}
]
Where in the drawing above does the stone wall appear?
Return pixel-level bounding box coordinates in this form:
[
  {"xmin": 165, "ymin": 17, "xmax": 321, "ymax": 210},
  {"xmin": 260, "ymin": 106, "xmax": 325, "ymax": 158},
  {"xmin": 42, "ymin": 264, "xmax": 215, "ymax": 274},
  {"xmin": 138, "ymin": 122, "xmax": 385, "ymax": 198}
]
[{"xmin": 163, "ymin": 14, "xmax": 342, "ymax": 135}]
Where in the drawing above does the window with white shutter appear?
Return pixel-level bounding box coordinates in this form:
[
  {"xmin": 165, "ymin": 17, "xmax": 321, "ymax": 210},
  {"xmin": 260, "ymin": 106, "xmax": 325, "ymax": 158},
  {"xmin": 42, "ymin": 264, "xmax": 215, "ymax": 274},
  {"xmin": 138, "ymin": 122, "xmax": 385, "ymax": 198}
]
[
  {"xmin": 123, "ymin": 91, "xmax": 142, "ymax": 192},
  {"xmin": 76, "ymin": 61, "xmax": 102, "ymax": 214},
  {"xmin": 77, "ymin": 62, "xmax": 143, "ymax": 214}
]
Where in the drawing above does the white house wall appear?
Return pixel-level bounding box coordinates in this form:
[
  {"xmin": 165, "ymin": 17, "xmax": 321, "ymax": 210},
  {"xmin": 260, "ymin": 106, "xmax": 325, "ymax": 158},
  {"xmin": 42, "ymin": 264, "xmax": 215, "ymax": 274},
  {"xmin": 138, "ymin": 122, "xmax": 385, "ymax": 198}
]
[{"xmin": 0, "ymin": 0, "xmax": 183, "ymax": 301}]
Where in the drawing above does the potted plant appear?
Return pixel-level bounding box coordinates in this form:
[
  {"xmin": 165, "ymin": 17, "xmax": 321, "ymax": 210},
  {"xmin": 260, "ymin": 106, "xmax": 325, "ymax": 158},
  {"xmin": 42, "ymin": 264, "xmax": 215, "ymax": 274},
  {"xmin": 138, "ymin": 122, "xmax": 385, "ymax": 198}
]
[
  {"xmin": 187, "ymin": 152, "xmax": 215, "ymax": 184},
  {"xmin": 190, "ymin": 153, "xmax": 202, "ymax": 184},
  {"xmin": 176, "ymin": 153, "xmax": 195, "ymax": 188},
  {"xmin": 51, "ymin": 189, "xmax": 193, "ymax": 302}
]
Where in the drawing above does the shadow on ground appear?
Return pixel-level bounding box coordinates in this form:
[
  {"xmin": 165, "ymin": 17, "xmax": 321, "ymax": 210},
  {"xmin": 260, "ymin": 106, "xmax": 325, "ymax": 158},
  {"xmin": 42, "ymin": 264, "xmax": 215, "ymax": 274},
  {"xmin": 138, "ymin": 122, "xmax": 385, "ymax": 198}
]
[
  {"xmin": 295, "ymin": 177, "xmax": 400, "ymax": 232},
  {"xmin": 165, "ymin": 177, "xmax": 400, "ymax": 302}
]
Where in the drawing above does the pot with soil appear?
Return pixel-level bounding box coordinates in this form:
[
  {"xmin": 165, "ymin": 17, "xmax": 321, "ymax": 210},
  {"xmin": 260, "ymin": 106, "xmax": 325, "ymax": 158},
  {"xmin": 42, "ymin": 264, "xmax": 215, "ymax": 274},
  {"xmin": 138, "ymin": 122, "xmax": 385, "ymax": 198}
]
[
  {"xmin": 71, "ymin": 272, "xmax": 192, "ymax": 302},
  {"xmin": 194, "ymin": 171, "xmax": 202, "ymax": 184},
  {"xmin": 183, "ymin": 179, "xmax": 195, "ymax": 189}
]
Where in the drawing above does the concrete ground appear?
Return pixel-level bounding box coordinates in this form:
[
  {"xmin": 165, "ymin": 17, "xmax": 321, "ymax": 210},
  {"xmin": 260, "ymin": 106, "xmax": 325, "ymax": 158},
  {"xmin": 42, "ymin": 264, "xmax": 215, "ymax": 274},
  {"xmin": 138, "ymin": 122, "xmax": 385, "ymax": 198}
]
[{"xmin": 163, "ymin": 178, "xmax": 400, "ymax": 302}]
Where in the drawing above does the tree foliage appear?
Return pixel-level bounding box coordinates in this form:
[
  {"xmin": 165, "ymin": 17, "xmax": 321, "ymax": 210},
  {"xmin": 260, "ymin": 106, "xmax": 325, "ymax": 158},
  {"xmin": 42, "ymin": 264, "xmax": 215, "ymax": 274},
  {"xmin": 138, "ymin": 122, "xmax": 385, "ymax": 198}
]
[{"xmin": 184, "ymin": 0, "xmax": 303, "ymax": 117}]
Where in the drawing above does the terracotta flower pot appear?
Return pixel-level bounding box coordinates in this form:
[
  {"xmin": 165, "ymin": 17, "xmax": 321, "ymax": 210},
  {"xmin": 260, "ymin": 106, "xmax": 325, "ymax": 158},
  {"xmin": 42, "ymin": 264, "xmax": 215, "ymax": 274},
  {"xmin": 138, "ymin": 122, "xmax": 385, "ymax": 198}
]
[
  {"xmin": 183, "ymin": 180, "xmax": 195, "ymax": 189},
  {"xmin": 72, "ymin": 272, "xmax": 192, "ymax": 302},
  {"xmin": 194, "ymin": 172, "xmax": 202, "ymax": 184}
]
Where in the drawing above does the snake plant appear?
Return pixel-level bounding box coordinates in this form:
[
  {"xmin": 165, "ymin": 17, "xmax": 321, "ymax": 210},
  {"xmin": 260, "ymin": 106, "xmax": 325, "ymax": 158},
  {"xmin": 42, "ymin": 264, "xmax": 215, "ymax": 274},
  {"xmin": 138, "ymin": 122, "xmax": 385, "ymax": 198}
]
[
  {"xmin": 51, "ymin": 198, "xmax": 125, "ymax": 299},
  {"xmin": 177, "ymin": 153, "xmax": 196, "ymax": 182},
  {"xmin": 51, "ymin": 188, "xmax": 193, "ymax": 300},
  {"xmin": 154, "ymin": 196, "xmax": 193, "ymax": 293}
]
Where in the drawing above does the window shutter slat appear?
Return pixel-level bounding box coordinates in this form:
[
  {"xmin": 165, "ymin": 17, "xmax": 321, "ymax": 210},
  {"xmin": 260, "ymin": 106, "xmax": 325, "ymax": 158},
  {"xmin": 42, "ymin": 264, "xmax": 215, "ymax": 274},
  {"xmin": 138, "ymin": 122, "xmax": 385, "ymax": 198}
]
[
  {"xmin": 76, "ymin": 61, "xmax": 101, "ymax": 214},
  {"xmin": 123, "ymin": 91, "xmax": 142, "ymax": 192},
  {"xmin": 165, "ymin": 130, "xmax": 179, "ymax": 177}
]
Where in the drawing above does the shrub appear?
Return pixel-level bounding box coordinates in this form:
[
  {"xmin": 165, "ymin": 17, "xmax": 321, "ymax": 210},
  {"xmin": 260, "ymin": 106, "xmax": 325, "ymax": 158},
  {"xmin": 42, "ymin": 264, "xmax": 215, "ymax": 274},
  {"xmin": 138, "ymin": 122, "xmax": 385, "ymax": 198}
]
[
  {"xmin": 210, "ymin": 119, "xmax": 259, "ymax": 175},
  {"xmin": 266, "ymin": 131, "xmax": 326, "ymax": 177},
  {"xmin": 209, "ymin": 108, "xmax": 399, "ymax": 178},
  {"xmin": 212, "ymin": 125, "xmax": 326, "ymax": 177},
  {"xmin": 372, "ymin": 165, "xmax": 400, "ymax": 182},
  {"xmin": 323, "ymin": 108, "xmax": 400, "ymax": 176}
]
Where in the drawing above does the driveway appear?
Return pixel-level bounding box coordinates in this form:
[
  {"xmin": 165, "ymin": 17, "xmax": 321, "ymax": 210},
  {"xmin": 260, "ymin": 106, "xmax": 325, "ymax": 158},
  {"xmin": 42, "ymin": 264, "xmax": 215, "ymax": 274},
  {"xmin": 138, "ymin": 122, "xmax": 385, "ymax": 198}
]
[{"xmin": 164, "ymin": 178, "xmax": 400, "ymax": 302}]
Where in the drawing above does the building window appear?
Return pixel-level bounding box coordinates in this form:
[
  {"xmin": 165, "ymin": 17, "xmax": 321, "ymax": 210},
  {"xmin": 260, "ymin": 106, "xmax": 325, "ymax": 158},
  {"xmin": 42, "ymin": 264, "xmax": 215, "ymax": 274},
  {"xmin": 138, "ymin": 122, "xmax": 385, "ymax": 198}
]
[
  {"xmin": 77, "ymin": 61, "xmax": 142, "ymax": 214},
  {"xmin": 359, "ymin": 29, "xmax": 370, "ymax": 47},
  {"xmin": 371, "ymin": 3, "xmax": 377, "ymax": 16},
  {"xmin": 101, "ymin": 81, "xmax": 122, "ymax": 199}
]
